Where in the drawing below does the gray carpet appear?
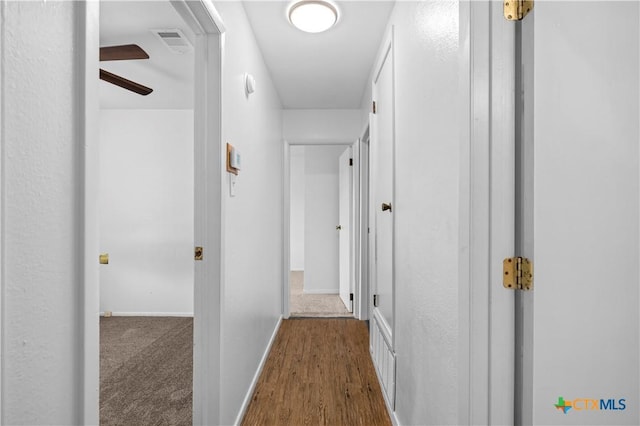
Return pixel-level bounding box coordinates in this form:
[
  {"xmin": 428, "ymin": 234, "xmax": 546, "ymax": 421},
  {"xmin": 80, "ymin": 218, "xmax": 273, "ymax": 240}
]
[
  {"xmin": 290, "ymin": 271, "xmax": 351, "ymax": 317},
  {"xmin": 100, "ymin": 316, "xmax": 192, "ymax": 426}
]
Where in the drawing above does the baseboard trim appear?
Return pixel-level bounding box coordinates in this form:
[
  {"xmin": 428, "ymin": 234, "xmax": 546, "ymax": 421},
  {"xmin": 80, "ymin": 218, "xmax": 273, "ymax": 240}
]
[
  {"xmin": 100, "ymin": 312, "xmax": 194, "ymax": 317},
  {"xmin": 303, "ymin": 289, "xmax": 339, "ymax": 295},
  {"xmin": 234, "ymin": 314, "xmax": 283, "ymax": 426}
]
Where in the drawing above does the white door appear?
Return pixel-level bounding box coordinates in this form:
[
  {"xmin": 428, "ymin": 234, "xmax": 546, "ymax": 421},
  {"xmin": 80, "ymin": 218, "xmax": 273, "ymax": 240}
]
[
  {"xmin": 371, "ymin": 34, "xmax": 395, "ymax": 336},
  {"xmin": 338, "ymin": 147, "xmax": 352, "ymax": 312},
  {"xmin": 516, "ymin": 2, "xmax": 639, "ymax": 424},
  {"xmin": 369, "ymin": 31, "xmax": 396, "ymax": 408}
]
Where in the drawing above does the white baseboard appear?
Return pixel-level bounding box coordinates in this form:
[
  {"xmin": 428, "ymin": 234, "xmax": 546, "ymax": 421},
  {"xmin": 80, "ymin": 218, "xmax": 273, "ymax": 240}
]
[
  {"xmin": 303, "ymin": 289, "xmax": 339, "ymax": 295},
  {"xmin": 234, "ymin": 315, "xmax": 283, "ymax": 426},
  {"xmin": 100, "ymin": 312, "xmax": 194, "ymax": 317}
]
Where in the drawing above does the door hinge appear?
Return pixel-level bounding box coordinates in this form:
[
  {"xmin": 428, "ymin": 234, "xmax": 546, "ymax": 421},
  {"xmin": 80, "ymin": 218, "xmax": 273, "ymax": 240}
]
[
  {"xmin": 350, "ymin": 293, "xmax": 354, "ymax": 301},
  {"xmin": 503, "ymin": 257, "xmax": 533, "ymax": 290},
  {"xmin": 372, "ymin": 101, "xmax": 377, "ymax": 114},
  {"xmin": 195, "ymin": 246, "xmax": 203, "ymax": 261},
  {"xmin": 349, "ymin": 158, "xmax": 353, "ymax": 166},
  {"xmin": 373, "ymin": 294, "xmax": 378, "ymax": 307},
  {"xmin": 504, "ymin": 0, "xmax": 533, "ymax": 21}
]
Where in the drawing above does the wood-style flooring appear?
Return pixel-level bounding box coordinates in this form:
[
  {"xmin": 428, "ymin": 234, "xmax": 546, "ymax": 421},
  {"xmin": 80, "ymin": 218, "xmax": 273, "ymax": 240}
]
[{"xmin": 242, "ymin": 318, "xmax": 391, "ymax": 426}]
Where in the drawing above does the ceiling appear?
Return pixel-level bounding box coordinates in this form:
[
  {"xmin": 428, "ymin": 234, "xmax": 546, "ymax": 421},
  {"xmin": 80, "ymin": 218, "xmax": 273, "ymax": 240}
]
[
  {"xmin": 243, "ymin": 1, "xmax": 395, "ymax": 109},
  {"xmin": 100, "ymin": 1, "xmax": 395, "ymax": 110},
  {"xmin": 100, "ymin": 1, "xmax": 195, "ymax": 109}
]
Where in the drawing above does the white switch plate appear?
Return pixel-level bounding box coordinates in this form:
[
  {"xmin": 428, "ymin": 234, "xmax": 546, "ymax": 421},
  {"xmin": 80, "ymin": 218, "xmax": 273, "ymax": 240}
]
[{"xmin": 230, "ymin": 174, "xmax": 237, "ymax": 197}]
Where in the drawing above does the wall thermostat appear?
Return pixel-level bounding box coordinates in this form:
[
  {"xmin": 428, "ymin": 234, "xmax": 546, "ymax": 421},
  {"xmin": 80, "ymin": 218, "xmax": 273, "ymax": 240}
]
[
  {"xmin": 226, "ymin": 143, "xmax": 240, "ymax": 175},
  {"xmin": 230, "ymin": 147, "xmax": 241, "ymax": 170}
]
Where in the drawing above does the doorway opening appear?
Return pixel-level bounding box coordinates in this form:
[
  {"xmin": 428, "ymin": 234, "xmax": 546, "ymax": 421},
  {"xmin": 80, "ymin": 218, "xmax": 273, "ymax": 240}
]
[
  {"xmin": 86, "ymin": 0, "xmax": 225, "ymax": 424},
  {"xmin": 98, "ymin": 1, "xmax": 196, "ymax": 423},
  {"xmin": 286, "ymin": 143, "xmax": 357, "ymax": 318}
]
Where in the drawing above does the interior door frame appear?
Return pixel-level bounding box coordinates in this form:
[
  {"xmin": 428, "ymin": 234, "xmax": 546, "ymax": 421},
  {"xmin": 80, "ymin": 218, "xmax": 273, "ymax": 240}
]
[
  {"xmin": 282, "ymin": 140, "xmax": 361, "ymax": 319},
  {"xmin": 358, "ymin": 124, "xmax": 370, "ymax": 321},
  {"xmin": 459, "ymin": 1, "xmax": 516, "ymax": 424},
  {"xmin": 82, "ymin": 1, "xmax": 225, "ymax": 424},
  {"xmin": 369, "ymin": 27, "xmax": 395, "ymax": 347},
  {"xmin": 338, "ymin": 146, "xmax": 354, "ymax": 312}
]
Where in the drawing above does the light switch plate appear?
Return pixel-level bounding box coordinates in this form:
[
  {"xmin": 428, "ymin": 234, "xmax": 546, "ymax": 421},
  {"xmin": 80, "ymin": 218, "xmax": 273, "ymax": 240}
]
[{"xmin": 230, "ymin": 174, "xmax": 237, "ymax": 197}]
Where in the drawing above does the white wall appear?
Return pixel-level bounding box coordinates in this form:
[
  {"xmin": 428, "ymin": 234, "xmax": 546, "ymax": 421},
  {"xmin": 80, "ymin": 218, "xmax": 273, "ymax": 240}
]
[
  {"xmin": 289, "ymin": 146, "xmax": 305, "ymax": 271},
  {"xmin": 303, "ymin": 145, "xmax": 347, "ymax": 294},
  {"xmin": 283, "ymin": 109, "xmax": 362, "ymax": 143},
  {"xmin": 0, "ymin": 2, "xmax": 84, "ymax": 423},
  {"xmin": 99, "ymin": 110, "xmax": 194, "ymax": 315},
  {"xmin": 361, "ymin": 2, "xmax": 461, "ymax": 424},
  {"xmin": 213, "ymin": 2, "xmax": 284, "ymax": 424}
]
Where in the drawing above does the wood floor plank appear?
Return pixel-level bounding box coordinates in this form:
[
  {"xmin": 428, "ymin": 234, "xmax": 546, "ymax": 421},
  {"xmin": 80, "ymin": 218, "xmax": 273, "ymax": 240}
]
[{"xmin": 242, "ymin": 318, "xmax": 391, "ymax": 426}]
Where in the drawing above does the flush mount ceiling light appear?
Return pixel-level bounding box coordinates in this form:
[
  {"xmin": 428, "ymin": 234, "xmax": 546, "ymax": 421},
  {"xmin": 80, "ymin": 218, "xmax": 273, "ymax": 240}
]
[{"xmin": 288, "ymin": 0, "xmax": 339, "ymax": 33}]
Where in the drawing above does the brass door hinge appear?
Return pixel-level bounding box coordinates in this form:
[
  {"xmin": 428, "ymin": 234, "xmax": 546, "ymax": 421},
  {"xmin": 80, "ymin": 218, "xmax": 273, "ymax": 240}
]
[
  {"xmin": 503, "ymin": 257, "xmax": 533, "ymax": 290},
  {"xmin": 372, "ymin": 101, "xmax": 377, "ymax": 114},
  {"xmin": 504, "ymin": 0, "xmax": 533, "ymax": 21},
  {"xmin": 195, "ymin": 246, "xmax": 203, "ymax": 261},
  {"xmin": 373, "ymin": 294, "xmax": 378, "ymax": 307}
]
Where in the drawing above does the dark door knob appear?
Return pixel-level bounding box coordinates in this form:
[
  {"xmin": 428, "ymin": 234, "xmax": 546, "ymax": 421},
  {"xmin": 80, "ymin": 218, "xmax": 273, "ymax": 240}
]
[{"xmin": 381, "ymin": 202, "xmax": 392, "ymax": 212}]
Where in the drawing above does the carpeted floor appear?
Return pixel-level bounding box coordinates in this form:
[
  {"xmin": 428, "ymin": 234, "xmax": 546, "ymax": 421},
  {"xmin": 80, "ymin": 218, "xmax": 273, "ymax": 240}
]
[
  {"xmin": 100, "ymin": 316, "xmax": 193, "ymax": 426},
  {"xmin": 290, "ymin": 271, "xmax": 351, "ymax": 317}
]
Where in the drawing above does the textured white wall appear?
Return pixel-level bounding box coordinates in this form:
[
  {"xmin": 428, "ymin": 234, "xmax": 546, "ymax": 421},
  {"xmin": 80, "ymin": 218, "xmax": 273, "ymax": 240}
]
[
  {"xmin": 283, "ymin": 109, "xmax": 362, "ymax": 143},
  {"xmin": 99, "ymin": 110, "xmax": 194, "ymax": 315},
  {"xmin": 1, "ymin": 1, "xmax": 84, "ymax": 423},
  {"xmin": 362, "ymin": 2, "xmax": 461, "ymax": 424},
  {"xmin": 289, "ymin": 146, "xmax": 305, "ymax": 271},
  {"xmin": 303, "ymin": 145, "xmax": 346, "ymax": 294},
  {"xmin": 214, "ymin": 3, "xmax": 284, "ymax": 424}
]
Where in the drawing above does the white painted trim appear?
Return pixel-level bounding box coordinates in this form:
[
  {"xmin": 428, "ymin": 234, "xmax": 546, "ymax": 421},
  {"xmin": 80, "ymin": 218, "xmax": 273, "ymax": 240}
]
[
  {"xmin": 186, "ymin": 1, "xmax": 225, "ymax": 424},
  {"xmin": 100, "ymin": 312, "xmax": 194, "ymax": 317},
  {"xmin": 351, "ymin": 138, "xmax": 361, "ymax": 319},
  {"xmin": 233, "ymin": 315, "xmax": 283, "ymax": 426},
  {"xmin": 460, "ymin": 2, "xmax": 516, "ymax": 424},
  {"xmin": 357, "ymin": 127, "xmax": 370, "ymax": 321},
  {"xmin": 457, "ymin": 1, "xmax": 471, "ymax": 424},
  {"xmin": 81, "ymin": 1, "xmax": 100, "ymax": 424},
  {"xmin": 286, "ymin": 139, "xmax": 356, "ymax": 146},
  {"xmin": 283, "ymin": 140, "xmax": 291, "ymax": 319},
  {"xmin": 0, "ymin": 1, "xmax": 5, "ymax": 419},
  {"xmin": 303, "ymin": 289, "xmax": 339, "ymax": 295},
  {"xmin": 487, "ymin": 2, "xmax": 516, "ymax": 424}
]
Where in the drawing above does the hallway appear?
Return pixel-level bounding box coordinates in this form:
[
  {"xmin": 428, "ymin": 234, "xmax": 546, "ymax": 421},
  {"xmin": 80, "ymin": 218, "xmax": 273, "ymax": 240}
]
[{"xmin": 242, "ymin": 319, "xmax": 391, "ymax": 425}]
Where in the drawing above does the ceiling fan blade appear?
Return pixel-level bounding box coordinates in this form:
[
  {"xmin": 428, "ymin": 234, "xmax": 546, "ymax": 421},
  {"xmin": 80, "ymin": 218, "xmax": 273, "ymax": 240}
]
[
  {"xmin": 100, "ymin": 69, "xmax": 153, "ymax": 96},
  {"xmin": 100, "ymin": 44, "xmax": 149, "ymax": 61}
]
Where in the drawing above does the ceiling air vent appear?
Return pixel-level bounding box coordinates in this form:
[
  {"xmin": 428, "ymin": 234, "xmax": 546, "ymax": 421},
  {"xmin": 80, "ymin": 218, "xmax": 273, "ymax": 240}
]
[{"xmin": 151, "ymin": 29, "xmax": 192, "ymax": 54}]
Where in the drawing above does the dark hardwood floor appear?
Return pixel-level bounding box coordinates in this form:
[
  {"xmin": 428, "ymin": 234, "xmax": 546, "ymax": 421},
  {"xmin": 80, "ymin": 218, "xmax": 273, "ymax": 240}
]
[{"xmin": 242, "ymin": 318, "xmax": 392, "ymax": 426}]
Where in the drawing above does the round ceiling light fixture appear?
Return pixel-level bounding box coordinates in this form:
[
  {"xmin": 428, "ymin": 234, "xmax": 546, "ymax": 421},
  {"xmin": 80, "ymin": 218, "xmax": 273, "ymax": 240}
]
[{"xmin": 288, "ymin": 0, "xmax": 339, "ymax": 34}]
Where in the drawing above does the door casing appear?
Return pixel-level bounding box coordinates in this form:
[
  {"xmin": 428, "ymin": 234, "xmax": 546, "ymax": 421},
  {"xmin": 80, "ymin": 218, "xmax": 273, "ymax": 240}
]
[
  {"xmin": 459, "ymin": 1, "xmax": 516, "ymax": 424},
  {"xmin": 282, "ymin": 140, "xmax": 361, "ymax": 319}
]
